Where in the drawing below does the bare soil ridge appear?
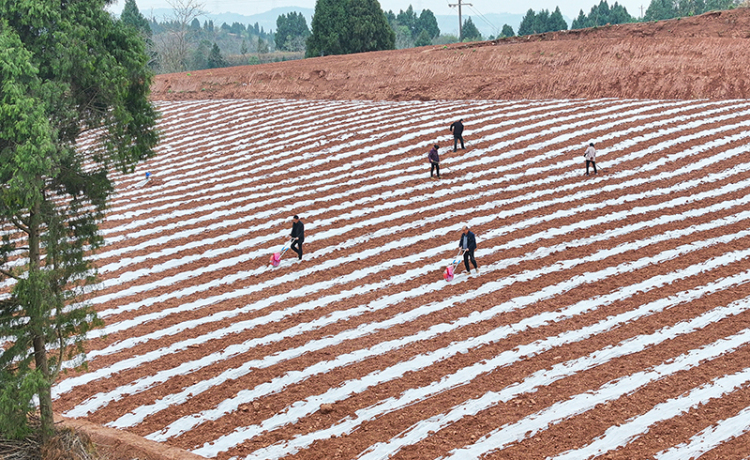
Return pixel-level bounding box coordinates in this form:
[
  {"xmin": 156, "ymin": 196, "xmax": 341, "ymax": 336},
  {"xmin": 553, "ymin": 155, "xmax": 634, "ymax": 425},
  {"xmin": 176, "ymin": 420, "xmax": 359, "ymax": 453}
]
[
  {"xmin": 53, "ymin": 414, "xmax": 205, "ymax": 460},
  {"xmin": 153, "ymin": 8, "xmax": 750, "ymax": 102}
]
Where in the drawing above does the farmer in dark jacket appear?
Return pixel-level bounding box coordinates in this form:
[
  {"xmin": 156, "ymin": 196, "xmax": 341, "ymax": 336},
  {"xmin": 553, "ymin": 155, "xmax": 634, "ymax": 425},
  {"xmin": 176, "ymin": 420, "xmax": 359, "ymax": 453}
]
[
  {"xmin": 290, "ymin": 215, "xmax": 305, "ymax": 260},
  {"xmin": 458, "ymin": 226, "xmax": 479, "ymax": 275},
  {"xmin": 450, "ymin": 119, "xmax": 465, "ymax": 152},
  {"xmin": 428, "ymin": 144, "xmax": 441, "ymax": 179}
]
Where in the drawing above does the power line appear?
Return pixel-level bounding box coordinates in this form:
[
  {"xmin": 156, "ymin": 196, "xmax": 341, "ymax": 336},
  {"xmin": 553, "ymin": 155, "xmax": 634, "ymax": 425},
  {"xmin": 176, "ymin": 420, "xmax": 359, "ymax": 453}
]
[
  {"xmin": 448, "ymin": 0, "xmax": 472, "ymax": 40},
  {"xmin": 466, "ymin": 5, "xmax": 501, "ymax": 37}
]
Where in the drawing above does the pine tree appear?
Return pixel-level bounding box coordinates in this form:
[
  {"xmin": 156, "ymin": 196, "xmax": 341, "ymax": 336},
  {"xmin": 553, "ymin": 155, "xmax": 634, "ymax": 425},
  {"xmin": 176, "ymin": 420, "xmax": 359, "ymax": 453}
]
[
  {"xmin": 0, "ymin": 0, "xmax": 158, "ymax": 441},
  {"xmin": 418, "ymin": 9, "xmax": 440, "ymax": 38},
  {"xmin": 121, "ymin": 0, "xmax": 152, "ymax": 39},
  {"xmin": 572, "ymin": 9, "xmax": 588, "ymax": 29},
  {"xmin": 644, "ymin": 0, "xmax": 677, "ymax": 21},
  {"xmin": 501, "ymin": 24, "xmax": 515, "ymax": 37},
  {"xmin": 306, "ymin": 0, "xmax": 347, "ymax": 57},
  {"xmin": 191, "ymin": 40, "xmax": 211, "ymax": 69},
  {"xmin": 549, "ymin": 7, "xmax": 569, "ymax": 32},
  {"xmin": 461, "ymin": 17, "xmax": 482, "ymax": 41},
  {"xmin": 396, "ymin": 5, "xmax": 419, "ymax": 38},
  {"xmin": 307, "ymin": 0, "xmax": 394, "ymax": 57},
  {"xmin": 276, "ymin": 11, "xmax": 311, "ymax": 51},
  {"xmin": 572, "ymin": 1, "xmax": 634, "ymax": 28},
  {"xmin": 258, "ymin": 37, "xmax": 270, "ymax": 54},
  {"xmin": 414, "ymin": 28, "xmax": 432, "ymax": 46},
  {"xmin": 518, "ymin": 9, "xmax": 537, "ymax": 35},
  {"xmin": 207, "ymin": 42, "xmax": 227, "ymax": 68},
  {"xmin": 346, "ymin": 0, "xmax": 396, "ymax": 53},
  {"xmin": 609, "ymin": 2, "xmax": 635, "ymax": 23}
]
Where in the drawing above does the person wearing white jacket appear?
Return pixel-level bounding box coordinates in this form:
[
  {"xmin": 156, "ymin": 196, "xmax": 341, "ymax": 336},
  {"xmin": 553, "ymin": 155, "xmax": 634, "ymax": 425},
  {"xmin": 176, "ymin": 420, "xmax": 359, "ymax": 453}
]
[{"xmin": 584, "ymin": 142, "xmax": 597, "ymax": 176}]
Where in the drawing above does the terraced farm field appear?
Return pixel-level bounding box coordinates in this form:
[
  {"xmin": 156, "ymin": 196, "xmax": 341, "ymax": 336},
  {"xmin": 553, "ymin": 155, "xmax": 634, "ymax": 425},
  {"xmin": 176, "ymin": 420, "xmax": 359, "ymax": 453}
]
[{"xmin": 54, "ymin": 97, "xmax": 750, "ymax": 459}]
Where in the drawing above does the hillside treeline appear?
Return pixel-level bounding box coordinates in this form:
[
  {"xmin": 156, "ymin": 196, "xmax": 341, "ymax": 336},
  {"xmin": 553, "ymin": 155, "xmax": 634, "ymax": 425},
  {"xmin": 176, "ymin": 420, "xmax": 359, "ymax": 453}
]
[{"xmin": 128, "ymin": 0, "xmax": 745, "ymax": 75}]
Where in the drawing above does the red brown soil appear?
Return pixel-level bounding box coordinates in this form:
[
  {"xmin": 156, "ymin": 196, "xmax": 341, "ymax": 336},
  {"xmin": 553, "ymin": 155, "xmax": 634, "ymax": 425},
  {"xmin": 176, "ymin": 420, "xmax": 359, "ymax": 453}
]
[
  {"xmin": 42, "ymin": 96, "xmax": 750, "ymax": 460},
  {"xmin": 54, "ymin": 414, "xmax": 205, "ymax": 460},
  {"xmin": 11, "ymin": 10, "xmax": 750, "ymax": 460},
  {"xmin": 153, "ymin": 8, "xmax": 750, "ymax": 102}
]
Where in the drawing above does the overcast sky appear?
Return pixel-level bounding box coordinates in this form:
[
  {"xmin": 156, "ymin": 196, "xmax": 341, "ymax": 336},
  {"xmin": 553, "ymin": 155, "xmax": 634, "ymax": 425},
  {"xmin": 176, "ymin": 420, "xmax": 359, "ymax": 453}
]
[{"xmin": 116, "ymin": 0, "xmax": 649, "ymax": 22}]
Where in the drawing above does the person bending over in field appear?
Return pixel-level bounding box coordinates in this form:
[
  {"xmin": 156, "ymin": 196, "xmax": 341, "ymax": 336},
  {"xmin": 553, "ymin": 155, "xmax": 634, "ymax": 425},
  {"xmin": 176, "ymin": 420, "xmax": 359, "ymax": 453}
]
[
  {"xmin": 459, "ymin": 226, "xmax": 479, "ymax": 275},
  {"xmin": 584, "ymin": 142, "xmax": 597, "ymax": 176},
  {"xmin": 290, "ymin": 215, "xmax": 305, "ymax": 260}
]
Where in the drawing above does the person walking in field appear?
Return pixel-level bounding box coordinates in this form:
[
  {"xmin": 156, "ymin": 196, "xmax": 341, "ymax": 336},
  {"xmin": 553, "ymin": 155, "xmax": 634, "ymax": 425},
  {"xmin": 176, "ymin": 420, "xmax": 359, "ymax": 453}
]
[
  {"xmin": 428, "ymin": 144, "xmax": 441, "ymax": 179},
  {"xmin": 450, "ymin": 118, "xmax": 465, "ymax": 152},
  {"xmin": 459, "ymin": 226, "xmax": 479, "ymax": 275},
  {"xmin": 584, "ymin": 142, "xmax": 597, "ymax": 176},
  {"xmin": 290, "ymin": 215, "xmax": 305, "ymax": 260}
]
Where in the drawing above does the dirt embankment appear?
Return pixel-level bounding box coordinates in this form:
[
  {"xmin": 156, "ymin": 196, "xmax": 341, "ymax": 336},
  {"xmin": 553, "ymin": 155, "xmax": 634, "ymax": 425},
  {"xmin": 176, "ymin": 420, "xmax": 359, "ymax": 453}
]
[
  {"xmin": 54, "ymin": 414, "xmax": 206, "ymax": 460},
  {"xmin": 152, "ymin": 8, "xmax": 750, "ymax": 102}
]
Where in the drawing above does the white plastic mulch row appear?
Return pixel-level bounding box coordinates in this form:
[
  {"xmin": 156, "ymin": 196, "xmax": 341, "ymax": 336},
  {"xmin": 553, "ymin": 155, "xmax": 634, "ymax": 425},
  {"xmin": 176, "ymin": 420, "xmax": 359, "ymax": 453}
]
[
  {"xmin": 63, "ymin": 149, "xmax": 750, "ymax": 419},
  {"xmin": 89, "ymin": 101, "xmax": 750, "ymax": 314},
  {"xmin": 52, "ymin": 98, "xmax": 750, "ymax": 460},
  {"xmin": 55, "ymin": 100, "xmax": 750, "ymax": 388},
  {"xmin": 83, "ymin": 109, "xmax": 750, "ymax": 349},
  {"xmin": 76, "ymin": 192, "xmax": 750, "ymax": 429}
]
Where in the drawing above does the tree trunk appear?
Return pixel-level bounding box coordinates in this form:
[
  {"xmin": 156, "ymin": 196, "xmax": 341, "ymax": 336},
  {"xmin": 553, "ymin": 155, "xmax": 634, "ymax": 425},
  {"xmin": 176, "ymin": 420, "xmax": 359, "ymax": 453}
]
[
  {"xmin": 28, "ymin": 202, "xmax": 54, "ymax": 442},
  {"xmin": 32, "ymin": 336, "xmax": 54, "ymax": 441}
]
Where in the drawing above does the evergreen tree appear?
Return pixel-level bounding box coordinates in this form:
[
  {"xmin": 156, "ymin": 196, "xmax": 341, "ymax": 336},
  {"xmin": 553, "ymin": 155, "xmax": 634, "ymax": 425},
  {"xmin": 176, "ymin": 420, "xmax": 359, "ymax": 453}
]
[
  {"xmin": 536, "ymin": 9, "xmax": 551, "ymax": 32},
  {"xmin": 518, "ymin": 7, "xmax": 569, "ymax": 35},
  {"xmin": 705, "ymin": 0, "xmax": 734, "ymax": 11},
  {"xmin": 418, "ymin": 9, "xmax": 440, "ymax": 38},
  {"xmin": 191, "ymin": 39, "xmax": 211, "ymax": 69},
  {"xmin": 644, "ymin": 0, "xmax": 677, "ymax": 20},
  {"xmin": 414, "ymin": 28, "xmax": 432, "ymax": 46},
  {"xmin": 121, "ymin": 0, "xmax": 156, "ymax": 68},
  {"xmin": 596, "ymin": 0, "xmax": 611, "ymax": 23},
  {"xmin": 609, "ymin": 2, "xmax": 634, "ymax": 23},
  {"xmin": 392, "ymin": 24, "xmax": 413, "ymax": 49},
  {"xmin": 385, "ymin": 9, "xmax": 396, "ymax": 24},
  {"xmin": 385, "ymin": 5, "xmax": 439, "ymax": 49},
  {"xmin": 121, "ymin": 0, "xmax": 152, "ymax": 39},
  {"xmin": 396, "ymin": 5, "xmax": 419, "ymax": 37},
  {"xmin": 207, "ymin": 42, "xmax": 227, "ymax": 68},
  {"xmin": 0, "ymin": 0, "xmax": 158, "ymax": 441},
  {"xmin": 229, "ymin": 22, "xmax": 244, "ymax": 34},
  {"xmin": 572, "ymin": 1, "xmax": 634, "ymax": 28},
  {"xmin": 501, "ymin": 24, "xmax": 515, "ymax": 37},
  {"xmin": 276, "ymin": 11, "xmax": 311, "ymax": 51},
  {"xmin": 307, "ymin": 0, "xmax": 394, "ymax": 57},
  {"xmin": 549, "ymin": 7, "xmax": 569, "ymax": 31},
  {"xmin": 461, "ymin": 17, "xmax": 482, "ymax": 41},
  {"xmin": 518, "ymin": 9, "xmax": 538, "ymax": 35},
  {"xmin": 306, "ymin": 0, "xmax": 347, "ymax": 56},
  {"xmin": 346, "ymin": 0, "xmax": 396, "ymax": 53},
  {"xmin": 572, "ymin": 9, "xmax": 588, "ymax": 29},
  {"xmin": 258, "ymin": 37, "xmax": 270, "ymax": 54}
]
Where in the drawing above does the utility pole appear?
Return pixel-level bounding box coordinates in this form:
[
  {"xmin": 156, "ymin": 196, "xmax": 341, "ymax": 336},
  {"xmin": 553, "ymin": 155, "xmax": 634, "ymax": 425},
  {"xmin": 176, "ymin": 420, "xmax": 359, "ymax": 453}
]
[{"xmin": 449, "ymin": 0, "xmax": 472, "ymax": 41}]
